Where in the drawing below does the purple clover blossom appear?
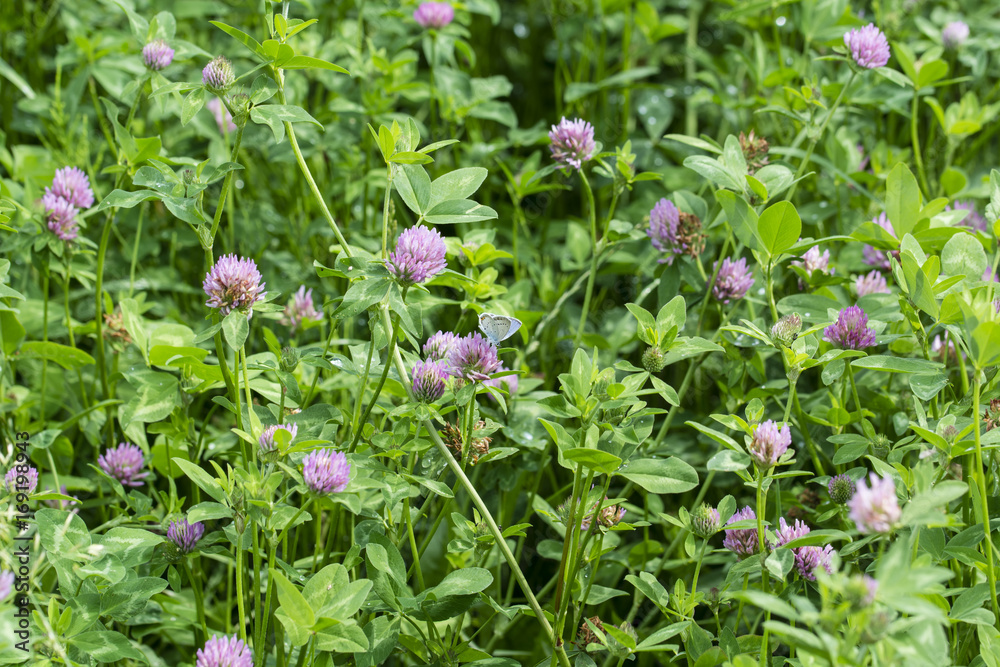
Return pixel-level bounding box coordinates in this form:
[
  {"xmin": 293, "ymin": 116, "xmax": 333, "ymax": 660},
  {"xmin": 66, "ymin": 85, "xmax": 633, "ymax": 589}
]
[
  {"xmin": 424, "ymin": 331, "xmax": 459, "ymax": 362},
  {"xmin": 712, "ymin": 257, "xmax": 754, "ymax": 304},
  {"xmin": 142, "ymin": 39, "xmax": 174, "ymax": 71},
  {"xmin": 203, "ymin": 254, "xmax": 266, "ymax": 319},
  {"xmin": 4, "ymin": 466, "xmax": 38, "ymax": 495},
  {"xmin": 864, "ymin": 212, "xmax": 896, "ymax": 270},
  {"xmin": 302, "ymin": 448, "xmax": 350, "ymax": 495},
  {"xmin": 484, "ymin": 363, "xmax": 518, "ymax": 397},
  {"xmin": 167, "ymin": 518, "xmax": 205, "ymax": 554},
  {"xmin": 196, "ymin": 634, "xmax": 253, "ymax": 667},
  {"xmin": 856, "ymin": 270, "xmax": 890, "ymax": 297},
  {"xmin": 387, "ymin": 225, "xmax": 448, "ymax": 285},
  {"xmin": 862, "ymin": 575, "xmax": 879, "ymax": 605},
  {"xmin": 795, "ymin": 544, "xmax": 835, "ymax": 580},
  {"xmin": 825, "ymin": 305, "xmax": 877, "ymax": 350},
  {"xmin": 749, "ymin": 419, "xmax": 791, "ymax": 470},
  {"xmin": 43, "ymin": 485, "xmax": 80, "ymax": 512},
  {"xmin": 844, "ymin": 23, "xmax": 891, "ymax": 69},
  {"xmin": 98, "ymin": 443, "xmax": 149, "ymax": 487},
  {"xmin": 281, "ymin": 286, "xmax": 322, "ymax": 333},
  {"xmin": 202, "ymin": 56, "xmax": 235, "ymax": 92},
  {"xmin": 43, "ymin": 194, "xmax": 80, "ymax": 241},
  {"xmin": 947, "ymin": 200, "xmax": 988, "ymax": 233},
  {"xmin": 647, "ymin": 198, "xmax": 682, "ymax": 264},
  {"xmin": 412, "ymin": 360, "xmax": 447, "ymax": 403},
  {"xmin": 548, "ymin": 117, "xmax": 596, "ymax": 170},
  {"xmin": 691, "ymin": 504, "xmax": 721, "ymax": 538},
  {"xmin": 942, "ymin": 21, "xmax": 970, "ymax": 49},
  {"xmin": 207, "ymin": 97, "xmax": 237, "ymax": 134},
  {"xmin": 848, "ymin": 473, "xmax": 901, "ymax": 534},
  {"xmin": 722, "ymin": 506, "xmax": 759, "ymax": 558},
  {"xmin": 0, "ymin": 571, "xmax": 12, "ymax": 602},
  {"xmin": 48, "ymin": 167, "xmax": 94, "ymax": 209},
  {"xmin": 413, "ymin": 2, "xmax": 454, "ymax": 29},
  {"xmin": 773, "ymin": 517, "xmax": 811, "ymax": 548},
  {"xmin": 259, "ymin": 423, "xmax": 298, "ymax": 459},
  {"xmin": 446, "ymin": 332, "xmax": 501, "ymax": 382},
  {"xmin": 792, "ymin": 246, "xmax": 832, "ymax": 276}
]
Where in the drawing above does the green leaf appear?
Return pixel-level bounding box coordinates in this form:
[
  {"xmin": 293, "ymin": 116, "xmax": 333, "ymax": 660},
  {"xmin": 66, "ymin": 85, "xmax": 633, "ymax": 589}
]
[
  {"xmin": 171, "ymin": 458, "xmax": 226, "ymax": 502},
  {"xmin": 941, "ymin": 232, "xmax": 987, "ymax": 281},
  {"xmin": 756, "ymin": 201, "xmax": 801, "ymax": 257},
  {"xmin": 273, "ymin": 568, "xmax": 316, "ymax": 628},
  {"xmin": 209, "ymin": 20, "xmax": 264, "ymax": 58},
  {"xmin": 562, "ymin": 447, "xmax": 623, "ymax": 474},
  {"xmin": 222, "ymin": 310, "xmax": 250, "ymax": 350},
  {"xmin": 423, "ymin": 199, "xmax": 498, "ymax": 225},
  {"xmin": 281, "ymin": 55, "xmax": 349, "ymax": 74},
  {"xmin": 181, "ymin": 87, "xmax": 206, "ymax": 126},
  {"xmin": 428, "ymin": 168, "xmax": 489, "ymax": 208},
  {"xmin": 849, "ymin": 355, "xmax": 943, "ymax": 374},
  {"xmin": 394, "ymin": 164, "xmax": 431, "ymax": 215},
  {"xmin": 250, "ymin": 104, "xmax": 324, "ymax": 143},
  {"xmin": 885, "ymin": 163, "xmax": 922, "ymax": 238},
  {"xmin": 69, "ymin": 631, "xmax": 147, "ymax": 663},
  {"xmin": 430, "ymin": 567, "xmax": 494, "ymax": 597},
  {"xmin": 618, "ymin": 457, "xmax": 699, "ymax": 494},
  {"xmin": 19, "ymin": 342, "xmax": 94, "ymax": 369}
]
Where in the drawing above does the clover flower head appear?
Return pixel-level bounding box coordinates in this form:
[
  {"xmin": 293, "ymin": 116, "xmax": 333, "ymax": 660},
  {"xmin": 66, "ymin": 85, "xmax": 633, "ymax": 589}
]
[
  {"xmin": 723, "ymin": 506, "xmax": 759, "ymax": 558},
  {"xmin": 413, "ymin": 2, "xmax": 454, "ymax": 29},
  {"xmin": 749, "ymin": 419, "xmax": 791, "ymax": 470},
  {"xmin": 43, "ymin": 193, "xmax": 79, "ymax": 241},
  {"xmin": 302, "ymin": 448, "xmax": 350, "ymax": 495},
  {"xmin": 281, "ymin": 286, "xmax": 322, "ymax": 333},
  {"xmin": 793, "ymin": 246, "xmax": 831, "ymax": 275},
  {"xmin": 863, "ymin": 212, "xmax": 896, "ymax": 269},
  {"xmin": 203, "ymin": 254, "xmax": 266, "ymax": 318},
  {"xmin": 691, "ymin": 503, "xmax": 720, "ymax": 538},
  {"xmin": 202, "ymin": 56, "xmax": 235, "ymax": 92},
  {"xmin": 848, "ymin": 473, "xmax": 900, "ymax": 534},
  {"xmin": 844, "ymin": 23, "xmax": 891, "ymax": 69},
  {"xmin": 0, "ymin": 571, "xmax": 12, "ymax": 602},
  {"xmin": 825, "ymin": 305, "xmax": 877, "ymax": 350},
  {"xmin": 855, "ymin": 270, "xmax": 890, "ymax": 297},
  {"xmin": 412, "ymin": 360, "xmax": 447, "ymax": 403},
  {"xmin": 828, "ymin": 474, "xmax": 856, "ymax": 504},
  {"xmin": 771, "ymin": 313, "xmax": 802, "ymax": 348},
  {"xmin": 143, "ymin": 39, "xmax": 174, "ymax": 70},
  {"xmin": 580, "ymin": 497, "xmax": 626, "ymax": 531},
  {"xmin": 207, "ymin": 97, "xmax": 237, "ymax": 133},
  {"xmin": 4, "ymin": 466, "xmax": 38, "ymax": 495},
  {"xmin": 259, "ymin": 423, "xmax": 297, "ymax": 460},
  {"xmin": 548, "ymin": 117, "xmax": 596, "ymax": 170},
  {"xmin": 387, "ymin": 225, "xmax": 448, "ymax": 285},
  {"xmin": 947, "ymin": 199, "xmax": 988, "ymax": 233},
  {"xmin": 98, "ymin": 443, "xmax": 149, "ymax": 487},
  {"xmin": 773, "ymin": 517, "xmax": 810, "ymax": 547},
  {"xmin": 424, "ymin": 330, "xmax": 459, "ymax": 362},
  {"xmin": 795, "ymin": 544, "xmax": 835, "ymax": 580},
  {"xmin": 196, "ymin": 634, "xmax": 253, "ymax": 667},
  {"xmin": 48, "ymin": 167, "xmax": 94, "ymax": 209},
  {"xmin": 712, "ymin": 257, "xmax": 754, "ymax": 304},
  {"xmin": 167, "ymin": 519, "xmax": 205, "ymax": 554},
  {"xmin": 942, "ymin": 21, "xmax": 970, "ymax": 49},
  {"xmin": 647, "ymin": 198, "xmax": 681, "ymax": 263},
  {"xmin": 446, "ymin": 332, "xmax": 501, "ymax": 382}
]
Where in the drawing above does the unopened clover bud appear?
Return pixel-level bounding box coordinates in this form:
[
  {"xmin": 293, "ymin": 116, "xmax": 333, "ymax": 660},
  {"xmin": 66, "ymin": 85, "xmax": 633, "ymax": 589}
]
[
  {"xmin": 230, "ymin": 487, "xmax": 245, "ymax": 513},
  {"xmin": 229, "ymin": 92, "xmax": 251, "ymax": 126},
  {"xmin": 202, "ymin": 55, "xmax": 235, "ymax": 93},
  {"xmin": 593, "ymin": 368, "xmax": 616, "ymax": 401},
  {"xmin": 869, "ymin": 433, "xmax": 891, "ymax": 460},
  {"xmin": 771, "ymin": 313, "xmax": 802, "ymax": 348},
  {"xmin": 234, "ymin": 511, "xmax": 246, "ymax": 534},
  {"xmin": 845, "ymin": 574, "xmax": 878, "ymax": 610},
  {"xmin": 280, "ymin": 346, "xmax": 300, "ymax": 372},
  {"xmin": 860, "ymin": 610, "xmax": 891, "ymax": 644},
  {"xmin": 183, "ymin": 169, "xmax": 195, "ymax": 184},
  {"xmin": 828, "ymin": 474, "xmax": 855, "ymax": 504},
  {"xmin": 691, "ymin": 503, "xmax": 720, "ymax": 538},
  {"xmin": 642, "ymin": 346, "xmax": 665, "ymax": 373}
]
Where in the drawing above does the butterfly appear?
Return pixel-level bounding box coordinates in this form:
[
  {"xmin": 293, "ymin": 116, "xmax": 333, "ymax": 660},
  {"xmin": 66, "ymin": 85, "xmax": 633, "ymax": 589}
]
[{"xmin": 478, "ymin": 312, "xmax": 522, "ymax": 347}]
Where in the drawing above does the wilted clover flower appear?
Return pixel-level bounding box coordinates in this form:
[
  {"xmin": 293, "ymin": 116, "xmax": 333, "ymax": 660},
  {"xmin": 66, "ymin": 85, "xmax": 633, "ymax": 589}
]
[
  {"xmin": 749, "ymin": 420, "xmax": 791, "ymax": 471},
  {"xmin": 424, "ymin": 330, "xmax": 459, "ymax": 361},
  {"xmin": 413, "ymin": 1, "xmax": 454, "ymax": 28},
  {"xmin": 946, "ymin": 199, "xmax": 988, "ymax": 232},
  {"xmin": 484, "ymin": 363, "xmax": 519, "ymax": 397},
  {"xmin": 196, "ymin": 634, "xmax": 253, "ymax": 667},
  {"xmin": 98, "ymin": 443, "xmax": 149, "ymax": 487},
  {"xmin": 942, "ymin": 21, "xmax": 970, "ymax": 49},
  {"xmin": 5, "ymin": 466, "xmax": 38, "ymax": 494},
  {"xmin": 771, "ymin": 313, "xmax": 802, "ymax": 348},
  {"xmin": 712, "ymin": 257, "xmax": 754, "ymax": 304},
  {"xmin": 828, "ymin": 474, "xmax": 856, "ymax": 504},
  {"xmin": 302, "ymin": 448, "xmax": 350, "ymax": 495},
  {"xmin": 259, "ymin": 423, "xmax": 297, "ymax": 461},
  {"xmin": 792, "ymin": 246, "xmax": 831, "ymax": 276},
  {"xmin": 848, "ymin": 473, "xmax": 900, "ymax": 534},
  {"xmin": 843, "ymin": 23, "xmax": 891, "ymax": 69},
  {"xmin": 207, "ymin": 97, "xmax": 237, "ymax": 133},
  {"xmin": 43, "ymin": 194, "xmax": 79, "ymax": 241},
  {"xmin": 142, "ymin": 39, "xmax": 174, "ymax": 70},
  {"xmin": 387, "ymin": 225, "xmax": 448, "ymax": 285},
  {"xmin": 203, "ymin": 254, "xmax": 266, "ymax": 318},
  {"xmin": 446, "ymin": 333, "xmax": 501, "ymax": 382},
  {"xmin": 691, "ymin": 503, "xmax": 720, "ymax": 538},
  {"xmin": 983, "ymin": 398, "xmax": 1000, "ymax": 432},
  {"xmin": 863, "ymin": 213, "xmax": 895, "ymax": 269},
  {"xmin": 548, "ymin": 117, "xmax": 596, "ymax": 170},
  {"xmin": 281, "ymin": 286, "xmax": 322, "ymax": 333},
  {"xmin": 167, "ymin": 518, "xmax": 205, "ymax": 554},
  {"xmin": 48, "ymin": 166, "xmax": 94, "ymax": 209},
  {"xmin": 738, "ymin": 130, "xmax": 770, "ymax": 174},
  {"xmin": 855, "ymin": 270, "xmax": 889, "ymax": 297},
  {"xmin": 412, "ymin": 360, "xmax": 447, "ymax": 403},
  {"xmin": 825, "ymin": 305, "xmax": 877, "ymax": 350},
  {"xmin": 572, "ymin": 497, "xmax": 625, "ymax": 531},
  {"xmin": 202, "ymin": 55, "xmax": 235, "ymax": 92},
  {"xmin": 796, "ymin": 544, "xmax": 835, "ymax": 580},
  {"xmin": 723, "ymin": 506, "xmax": 759, "ymax": 558},
  {"xmin": 0, "ymin": 571, "xmax": 12, "ymax": 602}
]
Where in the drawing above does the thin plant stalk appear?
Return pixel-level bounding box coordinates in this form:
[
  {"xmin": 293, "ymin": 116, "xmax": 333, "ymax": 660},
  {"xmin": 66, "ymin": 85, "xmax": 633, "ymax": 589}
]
[{"xmin": 574, "ymin": 171, "xmax": 598, "ymax": 348}]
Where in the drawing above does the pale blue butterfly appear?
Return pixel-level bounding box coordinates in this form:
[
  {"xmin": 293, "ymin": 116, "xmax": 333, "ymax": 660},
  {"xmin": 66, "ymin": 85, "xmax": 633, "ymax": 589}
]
[{"xmin": 478, "ymin": 312, "xmax": 522, "ymax": 347}]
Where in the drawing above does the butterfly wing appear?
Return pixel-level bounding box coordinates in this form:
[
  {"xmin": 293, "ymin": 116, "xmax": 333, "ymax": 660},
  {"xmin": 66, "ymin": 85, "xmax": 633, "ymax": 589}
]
[{"xmin": 479, "ymin": 313, "xmax": 522, "ymax": 345}]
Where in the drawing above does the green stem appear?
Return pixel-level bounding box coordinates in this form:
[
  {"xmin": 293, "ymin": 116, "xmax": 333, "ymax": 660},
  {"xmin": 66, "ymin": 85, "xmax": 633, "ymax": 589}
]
[
  {"xmin": 184, "ymin": 559, "xmax": 208, "ymax": 643},
  {"xmin": 973, "ymin": 371, "xmax": 1000, "ymax": 628},
  {"xmin": 348, "ymin": 316, "xmax": 400, "ymax": 454},
  {"xmin": 208, "ymin": 115, "xmax": 245, "ymax": 245},
  {"xmin": 846, "ymin": 359, "xmax": 863, "ymax": 424},
  {"xmin": 910, "ymin": 88, "xmax": 932, "ymax": 198},
  {"xmin": 574, "ymin": 172, "xmax": 598, "ymax": 348},
  {"xmin": 235, "ymin": 531, "xmax": 248, "ymax": 645}
]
